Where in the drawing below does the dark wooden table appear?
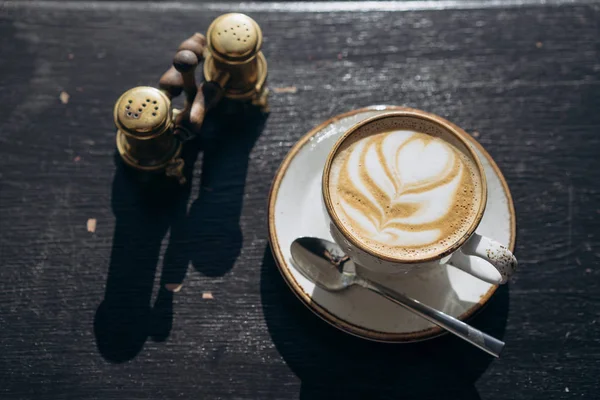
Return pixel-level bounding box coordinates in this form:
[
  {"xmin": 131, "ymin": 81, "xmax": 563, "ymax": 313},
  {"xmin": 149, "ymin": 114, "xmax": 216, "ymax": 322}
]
[{"xmin": 1, "ymin": 1, "xmax": 599, "ymax": 399}]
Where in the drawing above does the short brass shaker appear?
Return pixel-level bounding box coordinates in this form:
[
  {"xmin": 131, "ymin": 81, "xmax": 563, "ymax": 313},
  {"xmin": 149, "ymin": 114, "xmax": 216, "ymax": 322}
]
[{"xmin": 114, "ymin": 86, "xmax": 186, "ymax": 183}]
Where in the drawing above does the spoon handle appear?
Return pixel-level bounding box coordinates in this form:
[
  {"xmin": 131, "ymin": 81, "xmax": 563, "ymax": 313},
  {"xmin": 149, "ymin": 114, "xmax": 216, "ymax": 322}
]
[{"xmin": 362, "ymin": 279, "xmax": 504, "ymax": 357}]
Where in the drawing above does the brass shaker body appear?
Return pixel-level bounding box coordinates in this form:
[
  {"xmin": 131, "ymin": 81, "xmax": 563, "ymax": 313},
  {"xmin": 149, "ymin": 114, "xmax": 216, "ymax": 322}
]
[
  {"xmin": 203, "ymin": 13, "xmax": 268, "ymax": 106},
  {"xmin": 113, "ymin": 87, "xmax": 184, "ymax": 181}
]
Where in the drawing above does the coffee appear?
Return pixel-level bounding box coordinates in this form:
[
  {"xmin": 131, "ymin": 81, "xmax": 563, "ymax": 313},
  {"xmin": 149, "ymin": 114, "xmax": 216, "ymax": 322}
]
[{"xmin": 327, "ymin": 122, "xmax": 483, "ymax": 261}]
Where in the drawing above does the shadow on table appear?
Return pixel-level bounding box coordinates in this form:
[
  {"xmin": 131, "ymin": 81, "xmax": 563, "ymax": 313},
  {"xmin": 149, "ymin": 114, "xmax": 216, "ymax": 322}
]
[
  {"xmin": 260, "ymin": 245, "xmax": 509, "ymax": 400},
  {"xmin": 176, "ymin": 106, "xmax": 267, "ymax": 278},
  {"xmin": 94, "ymin": 105, "xmax": 266, "ymax": 363}
]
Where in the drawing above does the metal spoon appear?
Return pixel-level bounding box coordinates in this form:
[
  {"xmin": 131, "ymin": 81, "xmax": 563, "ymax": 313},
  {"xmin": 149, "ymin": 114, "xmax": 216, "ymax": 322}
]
[{"xmin": 290, "ymin": 237, "xmax": 504, "ymax": 357}]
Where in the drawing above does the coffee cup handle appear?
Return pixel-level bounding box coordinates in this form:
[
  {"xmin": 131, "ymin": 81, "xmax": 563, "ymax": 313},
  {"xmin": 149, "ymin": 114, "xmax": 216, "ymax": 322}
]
[{"xmin": 448, "ymin": 233, "xmax": 517, "ymax": 285}]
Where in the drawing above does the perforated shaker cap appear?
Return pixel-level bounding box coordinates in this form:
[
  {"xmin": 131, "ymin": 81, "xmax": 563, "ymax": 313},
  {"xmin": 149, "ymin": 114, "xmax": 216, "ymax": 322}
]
[
  {"xmin": 207, "ymin": 13, "xmax": 262, "ymax": 63},
  {"xmin": 113, "ymin": 87, "xmax": 171, "ymax": 139}
]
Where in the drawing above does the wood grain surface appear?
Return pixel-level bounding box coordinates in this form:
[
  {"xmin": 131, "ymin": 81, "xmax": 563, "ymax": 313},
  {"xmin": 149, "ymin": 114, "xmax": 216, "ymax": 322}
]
[{"xmin": 1, "ymin": 2, "xmax": 599, "ymax": 399}]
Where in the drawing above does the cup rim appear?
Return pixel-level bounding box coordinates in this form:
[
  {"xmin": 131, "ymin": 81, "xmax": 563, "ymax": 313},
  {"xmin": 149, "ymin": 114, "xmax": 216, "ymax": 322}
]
[{"xmin": 322, "ymin": 109, "xmax": 488, "ymax": 264}]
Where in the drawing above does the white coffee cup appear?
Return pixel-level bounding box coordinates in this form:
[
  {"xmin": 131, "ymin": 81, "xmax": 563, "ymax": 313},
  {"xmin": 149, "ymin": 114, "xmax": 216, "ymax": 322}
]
[{"xmin": 321, "ymin": 109, "xmax": 517, "ymax": 284}]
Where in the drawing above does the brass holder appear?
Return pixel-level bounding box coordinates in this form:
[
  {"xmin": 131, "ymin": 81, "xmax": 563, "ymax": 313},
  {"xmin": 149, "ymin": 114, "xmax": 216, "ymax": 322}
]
[{"xmin": 112, "ymin": 13, "xmax": 269, "ymax": 184}]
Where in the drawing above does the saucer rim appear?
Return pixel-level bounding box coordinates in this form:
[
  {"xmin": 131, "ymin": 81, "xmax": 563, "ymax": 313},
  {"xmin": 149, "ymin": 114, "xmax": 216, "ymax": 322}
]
[{"xmin": 267, "ymin": 105, "xmax": 517, "ymax": 342}]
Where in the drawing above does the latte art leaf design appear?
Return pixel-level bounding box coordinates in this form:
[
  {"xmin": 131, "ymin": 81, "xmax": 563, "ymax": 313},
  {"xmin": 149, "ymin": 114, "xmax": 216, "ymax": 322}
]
[{"xmin": 334, "ymin": 130, "xmax": 467, "ymax": 248}]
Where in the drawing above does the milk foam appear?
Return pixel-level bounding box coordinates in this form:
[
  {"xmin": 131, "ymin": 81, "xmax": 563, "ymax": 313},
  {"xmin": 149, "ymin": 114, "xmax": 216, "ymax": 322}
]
[{"xmin": 329, "ymin": 129, "xmax": 482, "ymax": 260}]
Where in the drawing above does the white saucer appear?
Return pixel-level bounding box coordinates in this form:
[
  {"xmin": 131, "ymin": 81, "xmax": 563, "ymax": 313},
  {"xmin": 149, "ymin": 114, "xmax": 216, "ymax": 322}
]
[{"xmin": 268, "ymin": 106, "xmax": 516, "ymax": 342}]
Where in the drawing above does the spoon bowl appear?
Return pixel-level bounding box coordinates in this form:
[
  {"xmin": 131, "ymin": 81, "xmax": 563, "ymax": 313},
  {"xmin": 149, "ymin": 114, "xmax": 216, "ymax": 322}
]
[{"xmin": 290, "ymin": 237, "xmax": 355, "ymax": 291}]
